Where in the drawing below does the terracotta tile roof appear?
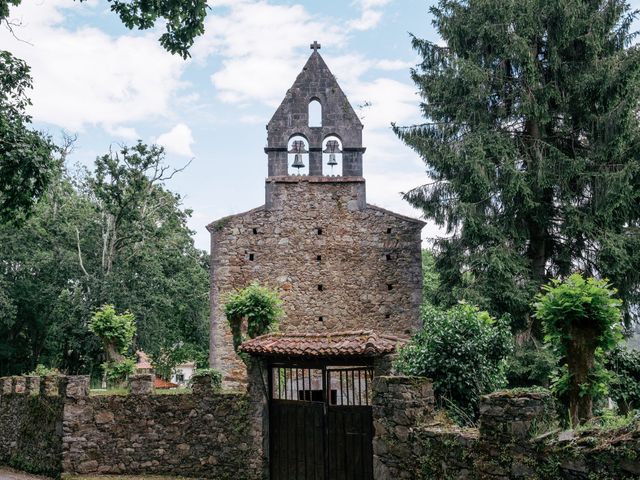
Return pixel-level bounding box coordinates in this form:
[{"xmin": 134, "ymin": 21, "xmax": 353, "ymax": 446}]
[
  {"xmin": 239, "ymin": 330, "xmax": 405, "ymax": 358},
  {"xmin": 154, "ymin": 377, "xmax": 178, "ymax": 389}
]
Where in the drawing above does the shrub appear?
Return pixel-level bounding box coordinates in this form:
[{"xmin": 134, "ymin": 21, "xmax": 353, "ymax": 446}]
[
  {"xmin": 506, "ymin": 341, "xmax": 557, "ymax": 388},
  {"xmin": 26, "ymin": 364, "xmax": 60, "ymax": 376},
  {"xmin": 606, "ymin": 346, "xmax": 640, "ymax": 414},
  {"xmin": 223, "ymin": 282, "xmax": 283, "ymax": 353},
  {"xmin": 101, "ymin": 358, "xmax": 136, "ymax": 383},
  {"xmin": 88, "ymin": 304, "xmax": 136, "ymax": 360},
  {"xmin": 395, "ymin": 303, "xmax": 512, "ymax": 424},
  {"xmin": 534, "ymin": 274, "xmax": 622, "ymax": 425}
]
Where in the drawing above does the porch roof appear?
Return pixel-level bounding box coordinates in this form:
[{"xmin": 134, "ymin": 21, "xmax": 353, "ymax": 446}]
[{"xmin": 238, "ymin": 330, "xmax": 405, "ymax": 358}]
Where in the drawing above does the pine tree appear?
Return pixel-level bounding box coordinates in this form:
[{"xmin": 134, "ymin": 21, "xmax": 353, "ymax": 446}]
[{"xmin": 396, "ymin": 0, "xmax": 640, "ymax": 332}]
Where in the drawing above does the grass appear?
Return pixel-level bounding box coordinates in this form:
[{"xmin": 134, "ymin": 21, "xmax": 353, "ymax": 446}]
[
  {"xmin": 89, "ymin": 388, "xmax": 191, "ymax": 396},
  {"xmin": 64, "ymin": 476, "xmax": 196, "ymax": 480}
]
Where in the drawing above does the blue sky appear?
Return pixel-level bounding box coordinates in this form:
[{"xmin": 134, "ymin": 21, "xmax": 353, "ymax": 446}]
[{"xmin": 2, "ymin": 0, "xmax": 639, "ymax": 250}]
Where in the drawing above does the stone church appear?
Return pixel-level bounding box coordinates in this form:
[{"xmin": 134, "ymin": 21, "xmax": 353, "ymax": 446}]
[{"xmin": 207, "ymin": 43, "xmax": 425, "ymax": 390}]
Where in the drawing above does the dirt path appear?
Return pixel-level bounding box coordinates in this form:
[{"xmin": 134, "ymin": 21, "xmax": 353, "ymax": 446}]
[{"xmin": 0, "ymin": 468, "xmax": 51, "ymax": 480}]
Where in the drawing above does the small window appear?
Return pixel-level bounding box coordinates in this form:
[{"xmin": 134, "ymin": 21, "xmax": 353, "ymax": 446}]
[
  {"xmin": 387, "ymin": 284, "xmax": 393, "ymax": 291},
  {"xmin": 249, "ymin": 253, "xmax": 255, "ymax": 261},
  {"xmin": 385, "ymin": 313, "xmax": 391, "ymax": 319},
  {"xmin": 386, "ymin": 227, "xmax": 392, "ymax": 234},
  {"xmin": 252, "ymin": 228, "xmax": 258, "ymax": 235},
  {"xmin": 385, "ymin": 254, "xmax": 392, "ymax": 261},
  {"xmin": 318, "ymin": 316, "xmax": 324, "ymax": 322},
  {"xmin": 318, "ymin": 285, "xmax": 323, "ymax": 291},
  {"xmin": 316, "ymin": 255, "xmax": 322, "ymax": 261},
  {"xmin": 316, "ymin": 228, "xmax": 323, "ymax": 235}
]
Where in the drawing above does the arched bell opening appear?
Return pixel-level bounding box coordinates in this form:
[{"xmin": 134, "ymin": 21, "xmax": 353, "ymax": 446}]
[
  {"xmin": 308, "ymin": 99, "xmax": 322, "ymax": 127},
  {"xmin": 287, "ymin": 135, "xmax": 310, "ymax": 176},
  {"xmin": 322, "ymin": 136, "xmax": 343, "ymax": 177}
]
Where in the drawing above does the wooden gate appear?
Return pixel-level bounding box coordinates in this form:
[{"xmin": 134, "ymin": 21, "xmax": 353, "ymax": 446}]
[{"xmin": 269, "ymin": 362, "xmax": 374, "ymax": 480}]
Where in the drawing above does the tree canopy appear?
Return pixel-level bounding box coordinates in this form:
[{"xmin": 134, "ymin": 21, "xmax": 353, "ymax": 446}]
[{"xmin": 396, "ymin": 0, "xmax": 640, "ymax": 331}]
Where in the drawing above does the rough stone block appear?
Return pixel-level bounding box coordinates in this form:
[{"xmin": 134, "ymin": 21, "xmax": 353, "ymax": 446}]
[
  {"xmin": 0, "ymin": 376, "xmax": 12, "ymax": 394},
  {"xmin": 63, "ymin": 375, "xmax": 90, "ymax": 399},
  {"xmin": 13, "ymin": 376, "xmax": 26, "ymax": 394},
  {"xmin": 129, "ymin": 374, "xmax": 154, "ymax": 395},
  {"xmin": 26, "ymin": 375, "xmax": 40, "ymax": 395}
]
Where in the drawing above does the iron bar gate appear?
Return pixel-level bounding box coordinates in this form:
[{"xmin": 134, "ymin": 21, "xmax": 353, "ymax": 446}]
[{"xmin": 269, "ymin": 361, "xmax": 374, "ymax": 480}]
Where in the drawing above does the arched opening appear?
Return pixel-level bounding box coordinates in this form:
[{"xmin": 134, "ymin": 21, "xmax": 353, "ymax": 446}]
[
  {"xmin": 287, "ymin": 135, "xmax": 309, "ymax": 176},
  {"xmin": 308, "ymin": 99, "xmax": 322, "ymax": 127},
  {"xmin": 322, "ymin": 136, "xmax": 343, "ymax": 176}
]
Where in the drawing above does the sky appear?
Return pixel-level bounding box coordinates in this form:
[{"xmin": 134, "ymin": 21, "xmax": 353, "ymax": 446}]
[{"xmin": 2, "ymin": 0, "xmax": 639, "ymax": 251}]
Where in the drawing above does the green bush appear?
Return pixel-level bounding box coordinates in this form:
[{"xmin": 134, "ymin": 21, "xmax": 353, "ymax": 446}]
[
  {"xmin": 25, "ymin": 364, "xmax": 60, "ymax": 376},
  {"xmin": 88, "ymin": 304, "xmax": 136, "ymax": 356},
  {"xmin": 223, "ymin": 282, "xmax": 283, "ymax": 353},
  {"xmin": 101, "ymin": 358, "xmax": 136, "ymax": 383},
  {"xmin": 606, "ymin": 346, "xmax": 640, "ymax": 414},
  {"xmin": 395, "ymin": 303, "xmax": 512, "ymax": 424},
  {"xmin": 506, "ymin": 342, "xmax": 557, "ymax": 388}
]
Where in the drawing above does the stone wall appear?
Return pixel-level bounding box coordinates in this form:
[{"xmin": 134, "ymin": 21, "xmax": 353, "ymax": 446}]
[
  {"xmin": 0, "ymin": 376, "xmax": 64, "ymax": 477},
  {"xmin": 0, "ymin": 374, "xmax": 265, "ymax": 480},
  {"xmin": 208, "ymin": 178, "xmax": 424, "ymax": 389},
  {"xmin": 372, "ymin": 376, "xmax": 640, "ymax": 480}
]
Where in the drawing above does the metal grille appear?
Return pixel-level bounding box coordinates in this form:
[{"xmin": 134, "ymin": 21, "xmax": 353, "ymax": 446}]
[{"xmin": 328, "ymin": 367, "xmax": 373, "ymax": 406}]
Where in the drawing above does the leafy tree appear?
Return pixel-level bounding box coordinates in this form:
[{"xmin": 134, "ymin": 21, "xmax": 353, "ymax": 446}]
[
  {"xmin": 224, "ymin": 282, "xmax": 283, "ymax": 354},
  {"xmin": 395, "ymin": 303, "xmax": 512, "ymax": 423},
  {"xmin": 534, "ymin": 274, "xmax": 622, "ymax": 425},
  {"xmin": 1, "ymin": 0, "xmax": 208, "ymax": 59},
  {"xmin": 606, "ymin": 346, "xmax": 640, "ymax": 415},
  {"xmin": 396, "ymin": 0, "xmax": 640, "ymax": 331},
  {"xmin": 88, "ymin": 304, "xmax": 136, "ymax": 362},
  {"xmin": 0, "ymin": 51, "xmax": 57, "ymax": 223},
  {"xmin": 421, "ymin": 249, "xmax": 440, "ymax": 305}
]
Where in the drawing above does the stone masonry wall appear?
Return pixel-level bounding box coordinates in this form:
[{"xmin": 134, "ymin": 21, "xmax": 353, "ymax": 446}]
[
  {"xmin": 62, "ymin": 375, "xmax": 263, "ymax": 479},
  {"xmin": 0, "ymin": 376, "xmax": 64, "ymax": 477},
  {"xmin": 0, "ymin": 374, "xmax": 264, "ymax": 479},
  {"xmin": 209, "ymin": 178, "xmax": 424, "ymax": 389},
  {"xmin": 373, "ymin": 376, "xmax": 640, "ymax": 480}
]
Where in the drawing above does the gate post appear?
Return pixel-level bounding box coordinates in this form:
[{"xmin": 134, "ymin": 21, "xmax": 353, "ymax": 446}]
[
  {"xmin": 371, "ymin": 376, "xmax": 434, "ymax": 480},
  {"xmin": 247, "ymin": 359, "xmax": 270, "ymax": 480}
]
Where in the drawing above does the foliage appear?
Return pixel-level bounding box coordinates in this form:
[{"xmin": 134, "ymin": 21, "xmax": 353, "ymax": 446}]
[
  {"xmin": 395, "ymin": 303, "xmax": 512, "ymax": 423},
  {"xmin": 224, "ymin": 282, "xmax": 283, "ymax": 352},
  {"xmin": 26, "ymin": 364, "xmax": 60, "ymax": 376},
  {"xmin": 534, "ymin": 274, "xmax": 623, "ymax": 424},
  {"xmin": 89, "ymin": 305, "xmax": 136, "ymax": 357},
  {"xmin": 189, "ymin": 368, "xmax": 223, "ymax": 390},
  {"xmin": 422, "ymin": 249, "xmax": 440, "ymax": 305},
  {"xmin": 152, "ymin": 342, "xmax": 208, "ymax": 381},
  {"xmin": 395, "ymin": 0, "xmax": 640, "ymax": 332},
  {"xmin": 0, "ymin": 51, "xmax": 57, "ymax": 224},
  {"xmin": 101, "ymin": 358, "xmax": 136, "ymax": 383},
  {"xmin": 0, "ymin": 143, "xmax": 210, "ymax": 377},
  {"xmin": 1, "ymin": 0, "xmax": 208, "ymax": 59},
  {"xmin": 506, "ymin": 341, "xmax": 557, "ymax": 388},
  {"xmin": 606, "ymin": 346, "xmax": 640, "ymax": 414}
]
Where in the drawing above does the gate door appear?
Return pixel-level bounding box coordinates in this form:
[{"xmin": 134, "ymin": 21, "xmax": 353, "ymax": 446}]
[{"xmin": 269, "ymin": 363, "xmax": 374, "ymax": 480}]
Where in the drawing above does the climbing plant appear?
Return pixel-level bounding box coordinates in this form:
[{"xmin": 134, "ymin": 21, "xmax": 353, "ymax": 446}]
[
  {"xmin": 534, "ymin": 274, "xmax": 622, "ymax": 425},
  {"xmin": 223, "ymin": 282, "xmax": 283, "ymax": 354}
]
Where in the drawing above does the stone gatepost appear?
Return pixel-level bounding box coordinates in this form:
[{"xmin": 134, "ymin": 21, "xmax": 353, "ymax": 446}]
[
  {"xmin": 247, "ymin": 359, "xmax": 269, "ymax": 480},
  {"xmin": 25, "ymin": 375, "xmax": 41, "ymax": 395},
  {"xmin": 41, "ymin": 375, "xmax": 62, "ymax": 396},
  {"xmin": 62, "ymin": 375, "xmax": 90, "ymax": 399},
  {"xmin": 372, "ymin": 376, "xmax": 435, "ymax": 480},
  {"xmin": 129, "ymin": 374, "xmax": 154, "ymax": 395},
  {"xmin": 477, "ymin": 389, "xmax": 556, "ymax": 478},
  {"xmin": 13, "ymin": 376, "xmax": 26, "ymax": 394},
  {"xmin": 0, "ymin": 376, "xmax": 13, "ymax": 395}
]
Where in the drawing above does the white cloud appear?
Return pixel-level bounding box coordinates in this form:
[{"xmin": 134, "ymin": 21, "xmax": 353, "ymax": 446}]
[
  {"xmin": 156, "ymin": 123, "xmax": 195, "ymax": 157},
  {"xmin": 1, "ymin": 0, "xmax": 186, "ymax": 132},
  {"xmin": 348, "ymin": 0, "xmax": 392, "ymax": 31},
  {"xmin": 105, "ymin": 125, "xmax": 140, "ymax": 141}
]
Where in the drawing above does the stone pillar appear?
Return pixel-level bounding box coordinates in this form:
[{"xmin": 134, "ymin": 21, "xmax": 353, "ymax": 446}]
[
  {"xmin": 373, "ymin": 354, "xmax": 396, "ymax": 377},
  {"xmin": 477, "ymin": 389, "xmax": 556, "ymax": 479},
  {"xmin": 247, "ymin": 359, "xmax": 269, "ymax": 479},
  {"xmin": 13, "ymin": 376, "xmax": 26, "ymax": 394},
  {"xmin": 192, "ymin": 372, "xmax": 220, "ymax": 396},
  {"xmin": 25, "ymin": 375, "xmax": 41, "ymax": 395},
  {"xmin": 0, "ymin": 376, "xmax": 13, "ymax": 395},
  {"xmin": 62, "ymin": 375, "xmax": 90, "ymax": 399},
  {"xmin": 129, "ymin": 374, "xmax": 154, "ymax": 395},
  {"xmin": 372, "ymin": 376, "xmax": 434, "ymax": 480},
  {"xmin": 41, "ymin": 375, "xmax": 62, "ymax": 396}
]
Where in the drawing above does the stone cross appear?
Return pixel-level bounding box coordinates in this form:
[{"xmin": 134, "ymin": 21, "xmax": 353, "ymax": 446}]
[{"xmin": 310, "ymin": 41, "xmax": 321, "ymax": 52}]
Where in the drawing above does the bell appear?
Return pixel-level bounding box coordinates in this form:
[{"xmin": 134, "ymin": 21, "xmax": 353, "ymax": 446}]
[
  {"xmin": 288, "ymin": 140, "xmax": 308, "ymax": 154},
  {"xmin": 327, "ymin": 153, "xmax": 338, "ymax": 167},
  {"xmin": 291, "ymin": 153, "xmax": 305, "ymax": 170}
]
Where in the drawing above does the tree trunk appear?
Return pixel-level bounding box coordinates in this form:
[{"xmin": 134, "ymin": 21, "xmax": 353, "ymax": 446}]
[{"xmin": 566, "ymin": 324, "xmax": 599, "ymax": 426}]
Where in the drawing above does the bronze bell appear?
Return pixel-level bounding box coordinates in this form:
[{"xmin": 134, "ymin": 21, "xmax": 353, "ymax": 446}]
[
  {"xmin": 327, "ymin": 153, "xmax": 338, "ymax": 167},
  {"xmin": 291, "ymin": 153, "xmax": 305, "ymax": 170},
  {"xmin": 324, "ymin": 140, "xmax": 340, "ymax": 171}
]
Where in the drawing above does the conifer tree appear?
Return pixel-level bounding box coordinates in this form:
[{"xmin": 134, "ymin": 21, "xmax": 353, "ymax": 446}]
[{"xmin": 396, "ymin": 0, "xmax": 640, "ymax": 331}]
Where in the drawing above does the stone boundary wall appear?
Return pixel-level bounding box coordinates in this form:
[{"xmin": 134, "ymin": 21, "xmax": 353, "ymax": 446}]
[
  {"xmin": 373, "ymin": 376, "xmax": 640, "ymax": 480},
  {"xmin": 0, "ymin": 376, "xmax": 65, "ymax": 477},
  {"xmin": 0, "ymin": 374, "xmax": 264, "ymax": 480}
]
